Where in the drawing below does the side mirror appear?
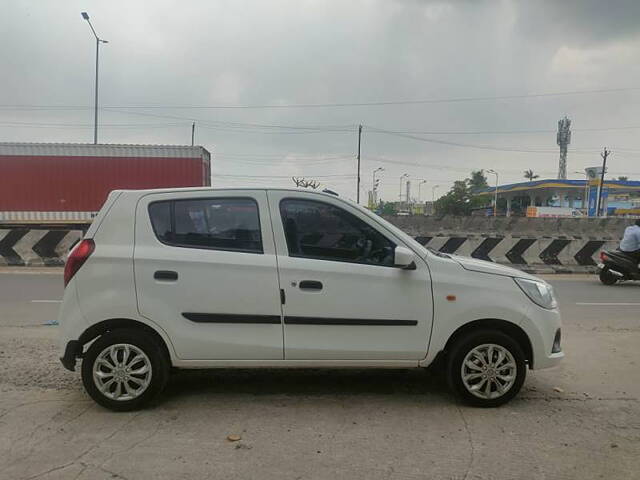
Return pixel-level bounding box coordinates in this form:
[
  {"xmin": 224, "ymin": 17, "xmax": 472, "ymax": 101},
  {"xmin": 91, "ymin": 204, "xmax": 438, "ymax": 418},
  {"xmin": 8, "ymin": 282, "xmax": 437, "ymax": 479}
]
[{"xmin": 394, "ymin": 246, "xmax": 416, "ymax": 270}]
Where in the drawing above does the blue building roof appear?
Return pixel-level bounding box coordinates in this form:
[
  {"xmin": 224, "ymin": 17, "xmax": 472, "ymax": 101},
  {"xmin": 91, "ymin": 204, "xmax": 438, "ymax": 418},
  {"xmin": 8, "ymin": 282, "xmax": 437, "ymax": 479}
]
[{"xmin": 477, "ymin": 179, "xmax": 640, "ymax": 195}]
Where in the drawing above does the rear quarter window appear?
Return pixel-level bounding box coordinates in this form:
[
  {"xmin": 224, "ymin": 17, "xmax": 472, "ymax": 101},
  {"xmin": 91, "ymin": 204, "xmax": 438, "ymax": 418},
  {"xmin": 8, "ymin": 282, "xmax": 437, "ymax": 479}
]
[{"xmin": 148, "ymin": 197, "xmax": 263, "ymax": 254}]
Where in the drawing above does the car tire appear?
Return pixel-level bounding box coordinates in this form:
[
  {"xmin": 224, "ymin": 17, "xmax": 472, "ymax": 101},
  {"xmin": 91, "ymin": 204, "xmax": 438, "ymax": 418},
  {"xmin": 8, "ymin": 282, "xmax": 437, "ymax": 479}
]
[
  {"xmin": 599, "ymin": 268, "xmax": 618, "ymax": 285},
  {"xmin": 446, "ymin": 330, "xmax": 526, "ymax": 408},
  {"xmin": 81, "ymin": 329, "xmax": 170, "ymax": 412}
]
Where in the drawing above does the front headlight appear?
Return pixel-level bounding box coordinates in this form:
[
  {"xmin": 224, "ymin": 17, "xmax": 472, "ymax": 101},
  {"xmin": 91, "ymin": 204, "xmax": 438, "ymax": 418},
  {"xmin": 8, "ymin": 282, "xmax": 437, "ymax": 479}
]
[{"xmin": 514, "ymin": 278, "xmax": 557, "ymax": 310}]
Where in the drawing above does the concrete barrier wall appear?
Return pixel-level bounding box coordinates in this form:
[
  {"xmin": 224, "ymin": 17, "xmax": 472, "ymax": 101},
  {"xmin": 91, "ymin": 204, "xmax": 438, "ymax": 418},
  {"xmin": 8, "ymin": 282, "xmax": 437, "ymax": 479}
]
[
  {"xmin": 382, "ymin": 215, "xmax": 629, "ymax": 239},
  {"xmin": 0, "ymin": 229, "xmax": 82, "ymax": 266},
  {"xmin": 0, "ymin": 217, "xmax": 632, "ymax": 271},
  {"xmin": 383, "ymin": 215, "xmax": 630, "ymax": 273}
]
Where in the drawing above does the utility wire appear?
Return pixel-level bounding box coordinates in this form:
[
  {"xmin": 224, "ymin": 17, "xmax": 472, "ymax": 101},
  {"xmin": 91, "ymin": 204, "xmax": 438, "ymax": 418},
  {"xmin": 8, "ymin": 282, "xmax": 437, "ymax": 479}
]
[
  {"xmin": 1, "ymin": 86, "xmax": 638, "ymax": 110},
  {"xmin": 368, "ymin": 125, "xmax": 640, "ymax": 135},
  {"xmin": 365, "ymin": 125, "xmax": 566, "ymax": 153}
]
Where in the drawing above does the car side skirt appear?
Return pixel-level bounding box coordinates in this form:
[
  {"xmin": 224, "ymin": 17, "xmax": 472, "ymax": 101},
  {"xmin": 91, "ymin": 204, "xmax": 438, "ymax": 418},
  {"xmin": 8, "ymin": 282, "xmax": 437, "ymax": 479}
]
[{"xmin": 170, "ymin": 359, "xmax": 421, "ymax": 369}]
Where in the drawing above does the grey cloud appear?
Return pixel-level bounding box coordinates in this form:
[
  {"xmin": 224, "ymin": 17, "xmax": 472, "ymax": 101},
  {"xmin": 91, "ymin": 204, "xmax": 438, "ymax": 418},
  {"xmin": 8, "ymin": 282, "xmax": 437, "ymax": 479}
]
[
  {"xmin": 0, "ymin": 0, "xmax": 639, "ymax": 200},
  {"xmin": 514, "ymin": 0, "xmax": 640, "ymax": 47}
]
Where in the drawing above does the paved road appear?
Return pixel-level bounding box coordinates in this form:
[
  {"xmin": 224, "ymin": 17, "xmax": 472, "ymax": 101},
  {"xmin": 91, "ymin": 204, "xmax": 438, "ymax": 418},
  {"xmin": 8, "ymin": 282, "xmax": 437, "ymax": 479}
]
[{"xmin": 0, "ymin": 270, "xmax": 638, "ymax": 480}]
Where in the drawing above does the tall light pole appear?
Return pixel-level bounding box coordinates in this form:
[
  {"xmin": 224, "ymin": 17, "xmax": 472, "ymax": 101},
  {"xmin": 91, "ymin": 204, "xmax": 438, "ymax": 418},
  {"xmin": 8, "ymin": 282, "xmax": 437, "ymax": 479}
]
[
  {"xmin": 81, "ymin": 12, "xmax": 108, "ymax": 144},
  {"xmin": 418, "ymin": 179, "xmax": 427, "ymax": 202},
  {"xmin": 486, "ymin": 169, "xmax": 499, "ymax": 217},
  {"xmin": 574, "ymin": 170, "xmax": 589, "ymax": 210},
  {"xmin": 399, "ymin": 173, "xmax": 409, "ymax": 203},
  {"xmin": 432, "ymin": 185, "xmax": 440, "ymax": 202},
  {"xmin": 372, "ymin": 167, "xmax": 384, "ymax": 205}
]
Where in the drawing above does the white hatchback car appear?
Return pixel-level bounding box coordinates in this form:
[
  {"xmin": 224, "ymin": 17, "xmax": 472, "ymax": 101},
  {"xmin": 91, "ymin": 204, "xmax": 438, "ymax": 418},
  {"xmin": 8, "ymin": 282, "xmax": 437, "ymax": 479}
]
[{"xmin": 59, "ymin": 188, "xmax": 563, "ymax": 411}]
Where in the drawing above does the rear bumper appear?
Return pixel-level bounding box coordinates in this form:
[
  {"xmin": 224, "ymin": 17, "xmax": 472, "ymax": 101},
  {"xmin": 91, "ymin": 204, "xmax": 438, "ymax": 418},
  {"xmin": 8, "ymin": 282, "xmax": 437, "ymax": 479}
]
[{"xmin": 60, "ymin": 340, "xmax": 81, "ymax": 371}]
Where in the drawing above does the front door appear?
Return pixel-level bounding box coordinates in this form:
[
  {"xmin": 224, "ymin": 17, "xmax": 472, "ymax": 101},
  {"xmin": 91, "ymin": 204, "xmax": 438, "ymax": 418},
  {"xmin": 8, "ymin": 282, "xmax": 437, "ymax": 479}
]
[
  {"xmin": 267, "ymin": 191, "xmax": 433, "ymax": 360},
  {"xmin": 134, "ymin": 190, "xmax": 283, "ymax": 360}
]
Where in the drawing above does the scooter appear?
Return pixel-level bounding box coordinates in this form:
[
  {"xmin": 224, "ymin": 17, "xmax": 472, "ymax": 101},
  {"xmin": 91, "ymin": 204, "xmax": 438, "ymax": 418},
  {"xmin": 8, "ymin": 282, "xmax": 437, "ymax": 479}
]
[{"xmin": 597, "ymin": 250, "xmax": 640, "ymax": 285}]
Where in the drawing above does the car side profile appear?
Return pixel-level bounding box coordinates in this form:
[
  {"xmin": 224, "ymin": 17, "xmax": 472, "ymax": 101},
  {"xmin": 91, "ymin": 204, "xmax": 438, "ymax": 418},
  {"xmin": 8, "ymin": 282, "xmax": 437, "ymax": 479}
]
[{"xmin": 59, "ymin": 188, "xmax": 563, "ymax": 411}]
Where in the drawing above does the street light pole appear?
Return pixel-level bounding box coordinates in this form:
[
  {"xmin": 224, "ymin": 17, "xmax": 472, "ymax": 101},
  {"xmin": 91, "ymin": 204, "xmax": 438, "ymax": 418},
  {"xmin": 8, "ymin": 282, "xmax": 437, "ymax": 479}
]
[
  {"xmin": 372, "ymin": 167, "xmax": 384, "ymax": 205},
  {"xmin": 81, "ymin": 12, "xmax": 108, "ymax": 145},
  {"xmin": 487, "ymin": 169, "xmax": 499, "ymax": 217},
  {"xmin": 418, "ymin": 180, "xmax": 427, "ymax": 202},
  {"xmin": 432, "ymin": 185, "xmax": 439, "ymax": 202},
  {"xmin": 574, "ymin": 170, "xmax": 589, "ymax": 211},
  {"xmin": 399, "ymin": 173, "xmax": 409, "ymax": 203}
]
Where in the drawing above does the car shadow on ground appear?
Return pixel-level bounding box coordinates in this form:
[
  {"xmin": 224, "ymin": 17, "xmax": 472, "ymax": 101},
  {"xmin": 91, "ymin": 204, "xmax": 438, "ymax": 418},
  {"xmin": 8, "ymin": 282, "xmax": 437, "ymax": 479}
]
[{"xmin": 161, "ymin": 367, "xmax": 453, "ymax": 402}]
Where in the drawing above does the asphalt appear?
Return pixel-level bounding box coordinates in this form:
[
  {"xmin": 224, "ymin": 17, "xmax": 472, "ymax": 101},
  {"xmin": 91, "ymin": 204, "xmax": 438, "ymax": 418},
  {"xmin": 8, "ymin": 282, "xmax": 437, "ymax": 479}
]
[{"xmin": 0, "ymin": 270, "xmax": 638, "ymax": 480}]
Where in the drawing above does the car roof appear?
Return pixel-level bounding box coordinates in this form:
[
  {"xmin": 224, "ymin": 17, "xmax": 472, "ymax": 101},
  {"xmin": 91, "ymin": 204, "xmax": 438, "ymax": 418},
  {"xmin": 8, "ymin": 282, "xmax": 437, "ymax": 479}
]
[{"xmin": 117, "ymin": 186, "xmax": 343, "ymax": 199}]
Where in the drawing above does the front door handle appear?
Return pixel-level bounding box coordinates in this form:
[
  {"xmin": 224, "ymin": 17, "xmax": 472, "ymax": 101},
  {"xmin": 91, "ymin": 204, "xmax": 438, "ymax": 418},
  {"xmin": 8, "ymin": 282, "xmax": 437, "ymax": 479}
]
[
  {"xmin": 299, "ymin": 280, "xmax": 323, "ymax": 291},
  {"xmin": 154, "ymin": 270, "xmax": 178, "ymax": 281}
]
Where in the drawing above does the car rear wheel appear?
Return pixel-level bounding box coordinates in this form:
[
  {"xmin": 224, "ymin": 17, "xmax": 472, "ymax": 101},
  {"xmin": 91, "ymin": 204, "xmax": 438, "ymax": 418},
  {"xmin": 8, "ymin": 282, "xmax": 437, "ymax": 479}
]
[
  {"xmin": 447, "ymin": 330, "xmax": 526, "ymax": 407},
  {"xmin": 599, "ymin": 268, "xmax": 618, "ymax": 285},
  {"xmin": 81, "ymin": 329, "xmax": 169, "ymax": 411}
]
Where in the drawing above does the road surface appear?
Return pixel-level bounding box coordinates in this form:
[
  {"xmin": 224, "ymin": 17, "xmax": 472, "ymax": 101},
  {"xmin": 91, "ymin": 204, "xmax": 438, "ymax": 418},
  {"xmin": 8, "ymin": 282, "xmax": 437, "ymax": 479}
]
[{"xmin": 0, "ymin": 270, "xmax": 638, "ymax": 480}]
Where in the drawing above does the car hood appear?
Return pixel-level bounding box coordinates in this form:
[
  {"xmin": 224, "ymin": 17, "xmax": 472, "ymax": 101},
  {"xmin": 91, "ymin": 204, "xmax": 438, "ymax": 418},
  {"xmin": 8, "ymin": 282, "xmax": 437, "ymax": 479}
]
[{"xmin": 449, "ymin": 255, "xmax": 540, "ymax": 281}]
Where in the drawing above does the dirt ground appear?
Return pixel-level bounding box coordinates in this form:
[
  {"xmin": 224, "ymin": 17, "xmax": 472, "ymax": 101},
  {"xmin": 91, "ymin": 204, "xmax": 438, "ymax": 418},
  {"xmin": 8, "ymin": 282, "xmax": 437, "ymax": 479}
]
[{"xmin": 0, "ymin": 272, "xmax": 639, "ymax": 480}]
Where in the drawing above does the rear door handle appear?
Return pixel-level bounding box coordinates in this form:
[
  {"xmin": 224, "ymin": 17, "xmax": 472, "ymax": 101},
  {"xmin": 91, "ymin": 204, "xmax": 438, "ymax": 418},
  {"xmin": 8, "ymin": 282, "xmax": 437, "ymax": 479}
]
[
  {"xmin": 154, "ymin": 270, "xmax": 178, "ymax": 281},
  {"xmin": 299, "ymin": 280, "xmax": 323, "ymax": 291}
]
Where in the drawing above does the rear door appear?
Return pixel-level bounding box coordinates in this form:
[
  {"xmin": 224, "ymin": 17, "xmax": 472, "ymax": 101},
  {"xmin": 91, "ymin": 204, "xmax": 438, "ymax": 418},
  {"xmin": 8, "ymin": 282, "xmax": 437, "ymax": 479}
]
[
  {"xmin": 268, "ymin": 191, "xmax": 433, "ymax": 360},
  {"xmin": 134, "ymin": 190, "xmax": 284, "ymax": 360}
]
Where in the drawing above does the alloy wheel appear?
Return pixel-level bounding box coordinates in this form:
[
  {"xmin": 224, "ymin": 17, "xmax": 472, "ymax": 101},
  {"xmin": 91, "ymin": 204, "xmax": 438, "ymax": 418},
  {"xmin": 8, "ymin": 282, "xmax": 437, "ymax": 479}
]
[
  {"xmin": 460, "ymin": 343, "xmax": 517, "ymax": 400},
  {"xmin": 92, "ymin": 343, "xmax": 153, "ymax": 401}
]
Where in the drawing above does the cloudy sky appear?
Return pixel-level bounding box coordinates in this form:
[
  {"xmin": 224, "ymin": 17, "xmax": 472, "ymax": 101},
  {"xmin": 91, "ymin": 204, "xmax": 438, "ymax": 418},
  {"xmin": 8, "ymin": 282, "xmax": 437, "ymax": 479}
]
[{"xmin": 1, "ymin": 0, "xmax": 640, "ymax": 202}]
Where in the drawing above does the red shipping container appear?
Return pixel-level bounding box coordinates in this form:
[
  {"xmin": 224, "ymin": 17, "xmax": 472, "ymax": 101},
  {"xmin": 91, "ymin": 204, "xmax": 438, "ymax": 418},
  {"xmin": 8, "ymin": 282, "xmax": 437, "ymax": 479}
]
[{"xmin": 0, "ymin": 143, "xmax": 211, "ymax": 223}]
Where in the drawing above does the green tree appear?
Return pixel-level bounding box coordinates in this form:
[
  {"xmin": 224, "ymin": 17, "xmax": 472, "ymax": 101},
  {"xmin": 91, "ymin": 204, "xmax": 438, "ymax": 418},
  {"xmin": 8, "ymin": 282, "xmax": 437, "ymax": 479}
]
[
  {"xmin": 617, "ymin": 176, "xmax": 629, "ymax": 181},
  {"xmin": 434, "ymin": 171, "xmax": 494, "ymax": 216},
  {"xmin": 378, "ymin": 200, "xmax": 397, "ymax": 215},
  {"xmin": 523, "ymin": 169, "xmax": 540, "ymax": 181},
  {"xmin": 467, "ymin": 170, "xmax": 489, "ymax": 193},
  {"xmin": 434, "ymin": 180, "xmax": 473, "ymax": 215}
]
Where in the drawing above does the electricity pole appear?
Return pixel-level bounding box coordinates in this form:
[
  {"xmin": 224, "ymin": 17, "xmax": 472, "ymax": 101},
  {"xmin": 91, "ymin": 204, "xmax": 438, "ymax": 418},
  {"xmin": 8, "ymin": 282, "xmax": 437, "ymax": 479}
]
[
  {"xmin": 596, "ymin": 147, "xmax": 610, "ymax": 216},
  {"xmin": 191, "ymin": 122, "xmax": 195, "ymax": 146},
  {"xmin": 356, "ymin": 124, "xmax": 362, "ymax": 204}
]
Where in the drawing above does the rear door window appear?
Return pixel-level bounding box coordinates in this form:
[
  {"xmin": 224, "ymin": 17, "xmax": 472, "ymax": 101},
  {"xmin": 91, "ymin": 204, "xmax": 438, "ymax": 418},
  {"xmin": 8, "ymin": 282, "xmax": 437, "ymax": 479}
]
[{"xmin": 149, "ymin": 197, "xmax": 263, "ymax": 253}]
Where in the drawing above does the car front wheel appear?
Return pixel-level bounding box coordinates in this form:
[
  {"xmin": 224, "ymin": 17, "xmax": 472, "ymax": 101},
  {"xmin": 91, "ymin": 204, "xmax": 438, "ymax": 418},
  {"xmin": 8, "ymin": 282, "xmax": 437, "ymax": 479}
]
[
  {"xmin": 81, "ymin": 329, "xmax": 169, "ymax": 411},
  {"xmin": 447, "ymin": 330, "xmax": 526, "ymax": 407}
]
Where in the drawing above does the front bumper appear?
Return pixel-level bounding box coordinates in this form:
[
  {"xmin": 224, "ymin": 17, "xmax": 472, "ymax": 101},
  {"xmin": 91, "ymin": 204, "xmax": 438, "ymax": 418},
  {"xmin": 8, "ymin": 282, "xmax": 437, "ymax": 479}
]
[{"xmin": 519, "ymin": 305, "xmax": 564, "ymax": 370}]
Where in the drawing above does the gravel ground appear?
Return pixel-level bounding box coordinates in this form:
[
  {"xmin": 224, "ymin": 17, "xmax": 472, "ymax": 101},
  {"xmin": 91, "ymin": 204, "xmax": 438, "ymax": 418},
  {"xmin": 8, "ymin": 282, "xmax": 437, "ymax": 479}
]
[{"xmin": 0, "ymin": 272, "xmax": 639, "ymax": 480}]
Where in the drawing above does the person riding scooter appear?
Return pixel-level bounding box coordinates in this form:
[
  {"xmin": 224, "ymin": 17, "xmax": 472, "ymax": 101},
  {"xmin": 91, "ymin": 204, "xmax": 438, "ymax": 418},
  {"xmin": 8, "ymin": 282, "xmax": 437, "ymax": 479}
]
[
  {"xmin": 619, "ymin": 219, "xmax": 640, "ymax": 264},
  {"xmin": 598, "ymin": 219, "xmax": 640, "ymax": 285}
]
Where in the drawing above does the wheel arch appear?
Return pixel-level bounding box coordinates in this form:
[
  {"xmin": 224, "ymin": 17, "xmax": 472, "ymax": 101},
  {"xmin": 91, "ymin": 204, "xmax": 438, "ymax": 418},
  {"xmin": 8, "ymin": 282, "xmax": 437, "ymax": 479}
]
[
  {"xmin": 77, "ymin": 318, "xmax": 173, "ymax": 365},
  {"xmin": 442, "ymin": 319, "xmax": 534, "ymax": 368}
]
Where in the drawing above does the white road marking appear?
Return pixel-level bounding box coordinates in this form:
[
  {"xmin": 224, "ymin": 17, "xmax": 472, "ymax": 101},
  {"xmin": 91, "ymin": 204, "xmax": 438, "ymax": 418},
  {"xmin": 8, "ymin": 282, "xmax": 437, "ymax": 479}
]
[
  {"xmin": 576, "ymin": 302, "xmax": 640, "ymax": 306},
  {"xmin": 0, "ymin": 269, "xmax": 62, "ymax": 275},
  {"xmin": 30, "ymin": 300, "xmax": 62, "ymax": 303}
]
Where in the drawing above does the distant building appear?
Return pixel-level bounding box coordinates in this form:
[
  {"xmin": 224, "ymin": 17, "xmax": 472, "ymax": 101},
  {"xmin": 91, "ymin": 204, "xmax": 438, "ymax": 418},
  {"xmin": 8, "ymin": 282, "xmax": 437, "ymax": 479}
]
[{"xmin": 475, "ymin": 178, "xmax": 640, "ymax": 217}]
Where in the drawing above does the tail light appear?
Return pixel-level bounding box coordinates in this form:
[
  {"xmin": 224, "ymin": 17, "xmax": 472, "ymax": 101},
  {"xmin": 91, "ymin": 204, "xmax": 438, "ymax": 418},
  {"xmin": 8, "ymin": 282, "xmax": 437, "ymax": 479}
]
[
  {"xmin": 64, "ymin": 239, "xmax": 95, "ymax": 287},
  {"xmin": 600, "ymin": 251, "xmax": 609, "ymax": 262}
]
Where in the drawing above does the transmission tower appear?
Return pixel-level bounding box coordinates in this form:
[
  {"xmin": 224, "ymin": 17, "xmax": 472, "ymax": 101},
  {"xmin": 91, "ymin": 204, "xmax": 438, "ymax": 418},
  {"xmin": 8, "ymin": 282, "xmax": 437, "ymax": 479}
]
[{"xmin": 556, "ymin": 116, "xmax": 571, "ymax": 179}]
